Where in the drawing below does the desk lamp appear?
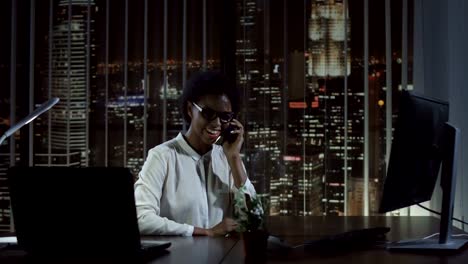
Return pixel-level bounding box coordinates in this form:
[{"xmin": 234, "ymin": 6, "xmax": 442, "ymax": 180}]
[{"xmin": 0, "ymin": 97, "xmax": 59, "ymax": 232}]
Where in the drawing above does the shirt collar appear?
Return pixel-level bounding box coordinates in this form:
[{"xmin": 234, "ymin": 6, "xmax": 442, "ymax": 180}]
[{"xmin": 176, "ymin": 132, "xmax": 214, "ymax": 161}]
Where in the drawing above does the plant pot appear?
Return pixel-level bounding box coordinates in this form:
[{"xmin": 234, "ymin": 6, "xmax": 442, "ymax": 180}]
[{"xmin": 241, "ymin": 229, "xmax": 269, "ymax": 261}]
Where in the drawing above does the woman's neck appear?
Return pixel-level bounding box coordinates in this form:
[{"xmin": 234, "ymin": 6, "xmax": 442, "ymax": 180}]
[{"xmin": 183, "ymin": 130, "xmax": 212, "ymax": 155}]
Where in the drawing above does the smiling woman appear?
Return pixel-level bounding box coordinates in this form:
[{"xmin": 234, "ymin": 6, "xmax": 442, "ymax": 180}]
[
  {"xmin": 187, "ymin": 95, "xmax": 234, "ymax": 149},
  {"xmin": 134, "ymin": 71, "xmax": 257, "ymax": 237}
]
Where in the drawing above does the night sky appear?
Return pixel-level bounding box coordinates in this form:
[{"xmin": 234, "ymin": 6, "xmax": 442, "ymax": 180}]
[{"xmin": 0, "ymin": 0, "xmax": 410, "ymax": 66}]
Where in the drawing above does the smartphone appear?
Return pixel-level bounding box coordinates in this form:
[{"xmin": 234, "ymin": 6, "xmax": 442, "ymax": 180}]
[{"xmin": 221, "ymin": 124, "xmax": 238, "ymax": 144}]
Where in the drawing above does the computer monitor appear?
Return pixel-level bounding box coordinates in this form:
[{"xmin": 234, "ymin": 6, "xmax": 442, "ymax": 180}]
[
  {"xmin": 379, "ymin": 90, "xmax": 449, "ymax": 213},
  {"xmin": 379, "ymin": 90, "xmax": 468, "ymax": 251}
]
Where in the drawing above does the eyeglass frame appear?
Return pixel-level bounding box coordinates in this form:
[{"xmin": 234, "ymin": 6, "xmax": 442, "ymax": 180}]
[{"xmin": 191, "ymin": 102, "xmax": 235, "ymax": 124}]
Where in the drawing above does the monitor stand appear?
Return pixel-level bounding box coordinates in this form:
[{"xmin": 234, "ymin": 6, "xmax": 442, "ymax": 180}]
[{"xmin": 387, "ymin": 123, "xmax": 468, "ymax": 251}]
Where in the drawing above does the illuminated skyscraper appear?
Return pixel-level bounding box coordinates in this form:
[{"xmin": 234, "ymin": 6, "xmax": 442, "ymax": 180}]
[
  {"xmin": 236, "ymin": 0, "xmax": 282, "ymax": 197},
  {"xmin": 279, "ymin": 99, "xmax": 324, "ymax": 216},
  {"xmin": 275, "ymin": 50, "xmax": 325, "ymax": 216},
  {"xmin": 306, "ymin": 0, "xmax": 358, "ymax": 215},
  {"xmin": 35, "ymin": 0, "xmax": 96, "ymax": 167},
  {"xmin": 308, "ymin": 0, "xmax": 350, "ymax": 77}
]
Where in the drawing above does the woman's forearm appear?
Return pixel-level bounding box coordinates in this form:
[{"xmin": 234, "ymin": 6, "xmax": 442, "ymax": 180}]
[{"xmin": 226, "ymin": 153, "xmax": 247, "ymax": 188}]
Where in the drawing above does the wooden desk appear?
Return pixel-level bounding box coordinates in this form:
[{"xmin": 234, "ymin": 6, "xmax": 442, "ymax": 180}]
[
  {"xmin": 2, "ymin": 216, "xmax": 468, "ymax": 263},
  {"xmin": 223, "ymin": 216, "xmax": 468, "ymax": 263},
  {"xmin": 0, "ymin": 235, "xmax": 237, "ymax": 264},
  {"xmin": 141, "ymin": 235, "xmax": 237, "ymax": 263}
]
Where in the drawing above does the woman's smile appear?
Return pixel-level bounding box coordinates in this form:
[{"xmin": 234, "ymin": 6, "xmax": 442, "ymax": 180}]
[{"xmin": 205, "ymin": 127, "xmax": 221, "ymax": 140}]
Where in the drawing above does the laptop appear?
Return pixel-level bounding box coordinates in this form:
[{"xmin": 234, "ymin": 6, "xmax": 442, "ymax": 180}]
[{"xmin": 7, "ymin": 166, "xmax": 170, "ymax": 260}]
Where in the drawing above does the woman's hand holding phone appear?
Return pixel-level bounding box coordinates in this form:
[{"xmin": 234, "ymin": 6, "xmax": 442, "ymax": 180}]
[{"xmin": 222, "ymin": 119, "xmax": 244, "ymax": 158}]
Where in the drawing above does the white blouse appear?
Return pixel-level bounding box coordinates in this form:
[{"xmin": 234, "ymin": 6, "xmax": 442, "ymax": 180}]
[{"xmin": 134, "ymin": 133, "xmax": 257, "ymax": 236}]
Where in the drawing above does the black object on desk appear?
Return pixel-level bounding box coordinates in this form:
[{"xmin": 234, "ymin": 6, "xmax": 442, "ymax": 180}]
[
  {"xmin": 267, "ymin": 235, "xmax": 292, "ymax": 252},
  {"xmin": 303, "ymin": 226, "xmax": 391, "ymax": 251},
  {"xmin": 8, "ymin": 166, "xmax": 170, "ymax": 260}
]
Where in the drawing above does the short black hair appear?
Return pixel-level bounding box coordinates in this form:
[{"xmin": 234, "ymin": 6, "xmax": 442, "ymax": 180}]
[{"xmin": 180, "ymin": 71, "xmax": 240, "ymax": 124}]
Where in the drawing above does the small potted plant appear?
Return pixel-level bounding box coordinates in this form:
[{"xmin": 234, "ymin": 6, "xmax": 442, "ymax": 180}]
[{"xmin": 234, "ymin": 186, "xmax": 269, "ymax": 259}]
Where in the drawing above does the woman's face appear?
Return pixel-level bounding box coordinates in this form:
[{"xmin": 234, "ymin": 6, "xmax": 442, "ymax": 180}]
[{"xmin": 187, "ymin": 94, "xmax": 233, "ymax": 149}]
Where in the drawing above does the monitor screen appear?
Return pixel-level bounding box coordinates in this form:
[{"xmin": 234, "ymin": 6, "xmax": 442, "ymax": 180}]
[{"xmin": 379, "ymin": 90, "xmax": 449, "ymax": 213}]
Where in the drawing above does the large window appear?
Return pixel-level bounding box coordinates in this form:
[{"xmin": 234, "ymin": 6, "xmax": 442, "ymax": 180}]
[
  {"xmin": 235, "ymin": 0, "xmax": 413, "ymax": 217},
  {"xmin": 0, "ymin": 0, "xmax": 413, "ymax": 232}
]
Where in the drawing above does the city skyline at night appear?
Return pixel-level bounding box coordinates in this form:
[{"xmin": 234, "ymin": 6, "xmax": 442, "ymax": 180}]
[{"xmin": 0, "ymin": 0, "xmax": 412, "ymax": 231}]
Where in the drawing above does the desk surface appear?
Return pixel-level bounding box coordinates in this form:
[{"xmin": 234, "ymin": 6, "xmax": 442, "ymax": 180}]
[
  {"xmin": 144, "ymin": 216, "xmax": 468, "ymax": 264},
  {"xmin": 222, "ymin": 216, "xmax": 468, "ymax": 263},
  {"xmin": 2, "ymin": 216, "xmax": 468, "ymax": 263}
]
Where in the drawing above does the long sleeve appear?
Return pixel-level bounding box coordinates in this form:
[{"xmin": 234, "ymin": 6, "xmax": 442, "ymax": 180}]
[
  {"xmin": 230, "ymin": 161, "xmax": 256, "ymax": 198},
  {"xmin": 134, "ymin": 149, "xmax": 194, "ymax": 236},
  {"xmin": 230, "ymin": 161, "xmax": 257, "ymax": 216},
  {"xmin": 237, "ymin": 177, "xmax": 256, "ymax": 197}
]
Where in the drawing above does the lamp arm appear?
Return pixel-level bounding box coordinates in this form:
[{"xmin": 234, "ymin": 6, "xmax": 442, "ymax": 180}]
[{"xmin": 0, "ymin": 97, "xmax": 59, "ymax": 146}]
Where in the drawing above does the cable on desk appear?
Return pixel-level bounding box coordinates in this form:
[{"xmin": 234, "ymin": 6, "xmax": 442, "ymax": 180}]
[
  {"xmin": 417, "ymin": 204, "xmax": 468, "ymax": 226},
  {"xmin": 422, "ymin": 233, "xmax": 468, "ymax": 240}
]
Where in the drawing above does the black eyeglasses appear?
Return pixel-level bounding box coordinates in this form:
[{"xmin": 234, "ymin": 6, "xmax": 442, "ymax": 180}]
[{"xmin": 192, "ymin": 102, "xmax": 235, "ymax": 124}]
